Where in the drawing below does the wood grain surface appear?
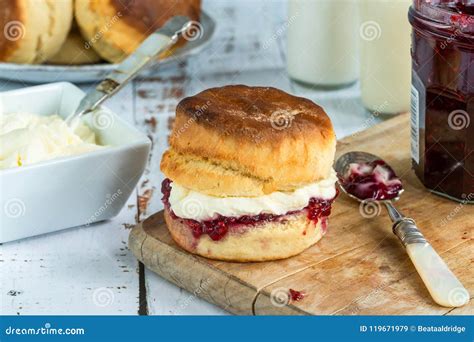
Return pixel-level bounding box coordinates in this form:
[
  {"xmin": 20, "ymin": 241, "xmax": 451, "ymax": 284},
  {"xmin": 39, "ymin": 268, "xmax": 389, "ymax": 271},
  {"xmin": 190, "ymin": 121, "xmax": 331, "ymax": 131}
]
[{"xmin": 129, "ymin": 113, "xmax": 474, "ymax": 315}]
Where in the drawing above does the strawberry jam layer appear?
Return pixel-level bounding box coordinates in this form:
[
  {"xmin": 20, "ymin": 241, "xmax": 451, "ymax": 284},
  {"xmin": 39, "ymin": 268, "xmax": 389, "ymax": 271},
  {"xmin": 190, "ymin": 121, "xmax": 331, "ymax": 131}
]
[{"xmin": 161, "ymin": 179, "xmax": 336, "ymax": 241}]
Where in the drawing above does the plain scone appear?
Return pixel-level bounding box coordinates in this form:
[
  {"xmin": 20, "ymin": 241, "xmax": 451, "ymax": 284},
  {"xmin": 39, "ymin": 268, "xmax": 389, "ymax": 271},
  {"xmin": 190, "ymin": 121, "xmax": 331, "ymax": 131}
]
[
  {"xmin": 75, "ymin": 0, "xmax": 201, "ymax": 63},
  {"xmin": 161, "ymin": 85, "xmax": 337, "ymax": 262},
  {"xmin": 0, "ymin": 0, "xmax": 73, "ymax": 63}
]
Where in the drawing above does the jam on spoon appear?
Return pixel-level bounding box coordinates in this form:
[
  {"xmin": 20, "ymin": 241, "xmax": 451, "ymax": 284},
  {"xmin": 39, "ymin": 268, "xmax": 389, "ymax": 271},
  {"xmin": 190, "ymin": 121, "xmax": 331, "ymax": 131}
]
[
  {"xmin": 335, "ymin": 151, "xmax": 469, "ymax": 308},
  {"xmin": 339, "ymin": 159, "xmax": 403, "ymax": 201}
]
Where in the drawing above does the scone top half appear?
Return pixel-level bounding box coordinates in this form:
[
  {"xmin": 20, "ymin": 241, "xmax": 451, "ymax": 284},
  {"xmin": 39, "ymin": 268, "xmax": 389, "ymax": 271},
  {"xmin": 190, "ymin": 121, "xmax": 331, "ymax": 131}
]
[{"xmin": 161, "ymin": 85, "xmax": 336, "ymax": 197}]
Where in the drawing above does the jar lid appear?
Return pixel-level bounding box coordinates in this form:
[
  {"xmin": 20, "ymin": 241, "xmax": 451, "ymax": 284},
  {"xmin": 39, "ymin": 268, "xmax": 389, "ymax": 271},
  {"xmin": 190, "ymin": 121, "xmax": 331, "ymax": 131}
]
[{"xmin": 414, "ymin": 0, "xmax": 474, "ymax": 34}]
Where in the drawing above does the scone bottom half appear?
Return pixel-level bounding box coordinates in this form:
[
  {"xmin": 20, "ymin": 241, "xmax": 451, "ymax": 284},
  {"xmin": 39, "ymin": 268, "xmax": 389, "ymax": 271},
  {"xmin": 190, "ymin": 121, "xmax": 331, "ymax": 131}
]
[
  {"xmin": 160, "ymin": 85, "xmax": 338, "ymax": 262},
  {"xmin": 161, "ymin": 179, "xmax": 338, "ymax": 262}
]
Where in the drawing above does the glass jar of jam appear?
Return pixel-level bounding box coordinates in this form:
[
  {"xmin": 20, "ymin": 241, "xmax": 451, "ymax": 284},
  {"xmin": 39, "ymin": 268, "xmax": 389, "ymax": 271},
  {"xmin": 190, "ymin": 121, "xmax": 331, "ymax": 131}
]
[{"xmin": 409, "ymin": 0, "xmax": 473, "ymax": 203}]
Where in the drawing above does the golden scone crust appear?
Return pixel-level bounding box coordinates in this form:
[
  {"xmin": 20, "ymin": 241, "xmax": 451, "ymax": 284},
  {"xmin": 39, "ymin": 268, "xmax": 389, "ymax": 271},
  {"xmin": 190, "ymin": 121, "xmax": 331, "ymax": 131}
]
[
  {"xmin": 47, "ymin": 28, "xmax": 102, "ymax": 65},
  {"xmin": 0, "ymin": 0, "xmax": 73, "ymax": 63},
  {"xmin": 161, "ymin": 85, "xmax": 336, "ymax": 197},
  {"xmin": 75, "ymin": 0, "xmax": 201, "ymax": 63},
  {"xmin": 164, "ymin": 208, "xmax": 326, "ymax": 262}
]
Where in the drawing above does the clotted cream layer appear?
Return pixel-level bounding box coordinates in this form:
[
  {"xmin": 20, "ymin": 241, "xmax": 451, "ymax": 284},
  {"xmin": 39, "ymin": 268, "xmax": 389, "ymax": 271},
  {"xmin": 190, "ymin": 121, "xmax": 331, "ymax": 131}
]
[
  {"xmin": 168, "ymin": 170, "xmax": 338, "ymax": 221},
  {"xmin": 0, "ymin": 112, "xmax": 102, "ymax": 169}
]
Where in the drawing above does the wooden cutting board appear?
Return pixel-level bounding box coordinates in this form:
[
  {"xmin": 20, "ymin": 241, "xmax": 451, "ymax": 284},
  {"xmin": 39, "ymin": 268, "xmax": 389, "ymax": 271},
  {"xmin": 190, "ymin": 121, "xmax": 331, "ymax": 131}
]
[{"xmin": 129, "ymin": 113, "xmax": 473, "ymax": 315}]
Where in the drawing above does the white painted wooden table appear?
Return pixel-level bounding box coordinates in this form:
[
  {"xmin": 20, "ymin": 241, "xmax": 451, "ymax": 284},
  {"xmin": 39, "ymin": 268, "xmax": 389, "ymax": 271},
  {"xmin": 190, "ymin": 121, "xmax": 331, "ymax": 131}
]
[{"xmin": 0, "ymin": 0, "xmax": 383, "ymax": 315}]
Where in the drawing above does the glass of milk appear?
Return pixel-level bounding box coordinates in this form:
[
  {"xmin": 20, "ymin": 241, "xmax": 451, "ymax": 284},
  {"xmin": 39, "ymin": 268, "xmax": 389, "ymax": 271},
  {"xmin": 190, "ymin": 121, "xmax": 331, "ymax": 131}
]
[
  {"xmin": 286, "ymin": 0, "xmax": 359, "ymax": 89},
  {"xmin": 359, "ymin": 0, "xmax": 412, "ymax": 114}
]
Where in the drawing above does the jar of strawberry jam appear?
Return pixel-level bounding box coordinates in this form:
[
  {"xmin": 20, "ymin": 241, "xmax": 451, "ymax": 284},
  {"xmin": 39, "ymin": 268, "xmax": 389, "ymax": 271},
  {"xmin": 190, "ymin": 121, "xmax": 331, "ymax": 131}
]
[{"xmin": 409, "ymin": 0, "xmax": 473, "ymax": 203}]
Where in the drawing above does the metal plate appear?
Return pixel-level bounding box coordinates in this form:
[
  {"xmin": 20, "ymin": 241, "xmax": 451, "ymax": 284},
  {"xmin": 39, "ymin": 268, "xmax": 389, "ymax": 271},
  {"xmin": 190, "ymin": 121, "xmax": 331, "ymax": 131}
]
[{"xmin": 0, "ymin": 12, "xmax": 215, "ymax": 84}]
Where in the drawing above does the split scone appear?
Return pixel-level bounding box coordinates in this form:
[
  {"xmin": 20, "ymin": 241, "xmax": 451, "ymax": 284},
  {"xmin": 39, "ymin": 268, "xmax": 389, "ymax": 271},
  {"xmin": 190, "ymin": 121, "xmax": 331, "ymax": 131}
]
[{"xmin": 160, "ymin": 85, "xmax": 338, "ymax": 262}]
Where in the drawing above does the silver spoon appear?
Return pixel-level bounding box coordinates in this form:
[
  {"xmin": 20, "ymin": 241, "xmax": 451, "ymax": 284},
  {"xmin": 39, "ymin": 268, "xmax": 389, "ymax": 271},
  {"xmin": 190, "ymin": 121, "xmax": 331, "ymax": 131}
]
[
  {"xmin": 66, "ymin": 16, "xmax": 193, "ymax": 126},
  {"xmin": 335, "ymin": 151, "xmax": 469, "ymax": 308}
]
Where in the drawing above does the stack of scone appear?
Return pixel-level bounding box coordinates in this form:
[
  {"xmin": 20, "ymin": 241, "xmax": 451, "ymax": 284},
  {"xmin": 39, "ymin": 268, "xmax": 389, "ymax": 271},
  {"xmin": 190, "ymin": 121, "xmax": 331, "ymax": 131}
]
[
  {"xmin": 0, "ymin": 0, "xmax": 201, "ymax": 65},
  {"xmin": 160, "ymin": 85, "xmax": 338, "ymax": 262}
]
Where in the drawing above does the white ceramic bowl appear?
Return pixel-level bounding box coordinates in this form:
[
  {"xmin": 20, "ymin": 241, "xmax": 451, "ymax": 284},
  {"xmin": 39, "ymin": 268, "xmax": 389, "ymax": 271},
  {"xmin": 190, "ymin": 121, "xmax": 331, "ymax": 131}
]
[{"xmin": 0, "ymin": 82, "xmax": 151, "ymax": 243}]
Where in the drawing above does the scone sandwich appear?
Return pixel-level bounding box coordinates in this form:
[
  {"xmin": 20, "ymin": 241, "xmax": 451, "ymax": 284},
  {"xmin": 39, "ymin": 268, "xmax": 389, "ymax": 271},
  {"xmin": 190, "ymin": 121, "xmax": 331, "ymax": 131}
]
[{"xmin": 160, "ymin": 85, "xmax": 338, "ymax": 262}]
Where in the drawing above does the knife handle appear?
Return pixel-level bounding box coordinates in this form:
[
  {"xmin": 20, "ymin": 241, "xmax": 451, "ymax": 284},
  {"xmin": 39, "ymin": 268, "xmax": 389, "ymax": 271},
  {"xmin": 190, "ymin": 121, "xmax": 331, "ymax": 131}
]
[
  {"xmin": 67, "ymin": 16, "xmax": 191, "ymax": 124},
  {"xmin": 393, "ymin": 218, "xmax": 469, "ymax": 307}
]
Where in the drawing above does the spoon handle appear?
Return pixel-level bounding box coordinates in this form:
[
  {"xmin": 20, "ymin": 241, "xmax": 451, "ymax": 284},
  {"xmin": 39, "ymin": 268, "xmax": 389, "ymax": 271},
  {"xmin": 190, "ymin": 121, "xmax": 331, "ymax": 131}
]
[{"xmin": 393, "ymin": 218, "xmax": 469, "ymax": 307}]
